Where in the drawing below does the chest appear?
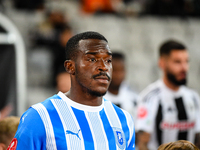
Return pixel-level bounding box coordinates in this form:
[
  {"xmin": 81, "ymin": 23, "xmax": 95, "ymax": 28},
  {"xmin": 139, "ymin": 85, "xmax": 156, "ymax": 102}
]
[
  {"xmin": 159, "ymin": 92, "xmax": 197, "ymax": 122},
  {"xmin": 47, "ymin": 108, "xmax": 128, "ymax": 150}
]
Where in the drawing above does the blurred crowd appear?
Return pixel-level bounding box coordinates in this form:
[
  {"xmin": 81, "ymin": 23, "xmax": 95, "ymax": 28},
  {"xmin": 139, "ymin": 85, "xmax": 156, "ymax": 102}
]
[{"xmin": 1, "ymin": 0, "xmax": 198, "ymax": 17}]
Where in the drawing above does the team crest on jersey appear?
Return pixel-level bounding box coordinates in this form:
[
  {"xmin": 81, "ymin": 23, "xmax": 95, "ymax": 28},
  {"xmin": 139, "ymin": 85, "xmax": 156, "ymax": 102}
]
[
  {"xmin": 112, "ymin": 127, "xmax": 126, "ymax": 149},
  {"xmin": 7, "ymin": 138, "xmax": 17, "ymax": 150}
]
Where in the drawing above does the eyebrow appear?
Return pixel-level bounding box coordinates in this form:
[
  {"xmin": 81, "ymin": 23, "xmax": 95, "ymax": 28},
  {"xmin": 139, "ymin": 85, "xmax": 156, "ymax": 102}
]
[{"xmin": 85, "ymin": 51, "xmax": 112, "ymax": 55}]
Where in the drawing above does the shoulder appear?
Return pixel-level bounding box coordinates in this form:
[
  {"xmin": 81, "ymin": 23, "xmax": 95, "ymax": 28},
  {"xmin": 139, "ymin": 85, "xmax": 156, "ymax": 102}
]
[
  {"xmin": 104, "ymin": 99, "xmax": 134, "ymax": 123},
  {"xmin": 17, "ymin": 94, "xmax": 61, "ymax": 135},
  {"xmin": 14, "ymin": 94, "xmax": 61, "ymax": 147},
  {"xmin": 181, "ymin": 86, "xmax": 200, "ymax": 107},
  {"xmin": 182, "ymin": 86, "xmax": 199, "ymax": 96},
  {"xmin": 180, "ymin": 86, "xmax": 200, "ymax": 102},
  {"xmin": 139, "ymin": 80, "xmax": 161, "ymax": 102},
  {"xmin": 18, "ymin": 107, "xmax": 44, "ymax": 129},
  {"xmin": 15, "ymin": 107, "xmax": 46, "ymax": 143}
]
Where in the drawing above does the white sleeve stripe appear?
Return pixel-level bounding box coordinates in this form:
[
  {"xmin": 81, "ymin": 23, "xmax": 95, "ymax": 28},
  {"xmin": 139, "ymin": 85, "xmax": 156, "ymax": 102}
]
[{"xmin": 32, "ymin": 103, "xmax": 57, "ymax": 150}]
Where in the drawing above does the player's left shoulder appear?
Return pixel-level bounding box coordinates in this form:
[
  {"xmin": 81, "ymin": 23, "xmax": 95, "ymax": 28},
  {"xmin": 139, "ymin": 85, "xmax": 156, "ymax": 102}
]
[
  {"xmin": 104, "ymin": 99, "xmax": 133, "ymax": 119},
  {"xmin": 181, "ymin": 86, "xmax": 199, "ymax": 97},
  {"xmin": 114, "ymin": 103, "xmax": 133, "ymax": 120}
]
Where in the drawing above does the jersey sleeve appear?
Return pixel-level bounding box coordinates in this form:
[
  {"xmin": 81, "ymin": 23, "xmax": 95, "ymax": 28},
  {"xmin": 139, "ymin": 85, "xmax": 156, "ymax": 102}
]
[
  {"xmin": 135, "ymin": 89, "xmax": 160, "ymax": 133},
  {"xmin": 8, "ymin": 107, "xmax": 46, "ymax": 150},
  {"xmin": 193, "ymin": 91, "xmax": 200, "ymax": 133}
]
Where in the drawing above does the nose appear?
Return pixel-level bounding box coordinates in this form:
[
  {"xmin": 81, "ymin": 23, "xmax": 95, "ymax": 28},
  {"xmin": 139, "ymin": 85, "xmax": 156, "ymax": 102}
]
[
  {"xmin": 182, "ymin": 61, "xmax": 189, "ymax": 72},
  {"xmin": 97, "ymin": 59, "xmax": 108, "ymax": 71}
]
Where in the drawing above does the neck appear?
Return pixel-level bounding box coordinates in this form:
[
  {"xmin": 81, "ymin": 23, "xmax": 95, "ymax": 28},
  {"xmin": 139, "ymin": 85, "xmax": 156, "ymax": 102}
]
[
  {"xmin": 163, "ymin": 76, "xmax": 179, "ymax": 91},
  {"xmin": 108, "ymin": 84, "xmax": 120, "ymax": 95},
  {"xmin": 65, "ymin": 87, "xmax": 103, "ymax": 106}
]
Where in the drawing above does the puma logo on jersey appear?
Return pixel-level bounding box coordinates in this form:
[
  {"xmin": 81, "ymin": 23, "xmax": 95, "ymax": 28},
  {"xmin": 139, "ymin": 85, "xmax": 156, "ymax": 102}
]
[{"xmin": 66, "ymin": 129, "xmax": 81, "ymax": 140}]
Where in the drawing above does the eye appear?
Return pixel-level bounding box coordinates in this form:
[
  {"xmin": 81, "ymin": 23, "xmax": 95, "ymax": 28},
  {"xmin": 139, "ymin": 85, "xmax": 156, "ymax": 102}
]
[
  {"xmin": 174, "ymin": 60, "xmax": 181, "ymax": 64},
  {"xmin": 89, "ymin": 58, "xmax": 96, "ymax": 62},
  {"xmin": 106, "ymin": 59, "xmax": 112, "ymax": 63}
]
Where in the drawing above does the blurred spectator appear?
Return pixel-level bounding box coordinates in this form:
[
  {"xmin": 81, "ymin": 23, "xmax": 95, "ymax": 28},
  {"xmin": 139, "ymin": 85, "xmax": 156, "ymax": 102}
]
[
  {"xmin": 0, "ymin": 116, "xmax": 20, "ymax": 150},
  {"xmin": 56, "ymin": 72, "xmax": 71, "ymax": 93},
  {"xmin": 145, "ymin": 0, "xmax": 186, "ymax": 16},
  {"xmin": 51, "ymin": 25, "xmax": 73, "ymax": 87},
  {"xmin": 30, "ymin": 10, "xmax": 74, "ymax": 87},
  {"xmin": 31, "ymin": 10, "xmax": 69, "ymax": 47},
  {"xmin": 13, "ymin": 0, "xmax": 44, "ymax": 11},
  {"xmin": 158, "ymin": 140, "xmax": 199, "ymax": 150},
  {"xmin": 104, "ymin": 52, "xmax": 138, "ymax": 120},
  {"xmin": 193, "ymin": 0, "xmax": 200, "ymax": 17},
  {"xmin": 144, "ymin": 0, "xmax": 200, "ymax": 17}
]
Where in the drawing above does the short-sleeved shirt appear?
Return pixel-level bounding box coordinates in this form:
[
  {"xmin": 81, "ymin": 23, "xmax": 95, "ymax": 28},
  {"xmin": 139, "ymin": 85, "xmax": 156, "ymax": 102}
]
[
  {"xmin": 136, "ymin": 80, "xmax": 200, "ymax": 150},
  {"xmin": 8, "ymin": 92, "xmax": 135, "ymax": 150}
]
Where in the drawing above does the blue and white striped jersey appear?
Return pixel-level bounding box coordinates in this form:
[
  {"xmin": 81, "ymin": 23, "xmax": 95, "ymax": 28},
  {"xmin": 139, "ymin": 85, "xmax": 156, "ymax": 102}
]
[{"xmin": 12, "ymin": 92, "xmax": 135, "ymax": 150}]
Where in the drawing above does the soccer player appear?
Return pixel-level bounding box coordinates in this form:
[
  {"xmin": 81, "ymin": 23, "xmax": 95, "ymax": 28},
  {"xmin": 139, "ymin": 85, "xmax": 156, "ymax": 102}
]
[
  {"xmin": 104, "ymin": 52, "xmax": 138, "ymax": 121},
  {"xmin": 136, "ymin": 40, "xmax": 200, "ymax": 150},
  {"xmin": 7, "ymin": 31, "xmax": 135, "ymax": 150}
]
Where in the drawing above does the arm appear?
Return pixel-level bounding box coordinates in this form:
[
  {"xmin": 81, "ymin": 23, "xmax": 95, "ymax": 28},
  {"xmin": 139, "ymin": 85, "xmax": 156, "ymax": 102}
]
[
  {"xmin": 136, "ymin": 131, "xmax": 150, "ymax": 150},
  {"xmin": 193, "ymin": 92, "xmax": 200, "ymax": 149},
  {"xmin": 195, "ymin": 133, "xmax": 200, "ymax": 149},
  {"xmin": 0, "ymin": 103, "xmax": 13, "ymax": 120},
  {"xmin": 135, "ymin": 87, "xmax": 160, "ymax": 150},
  {"xmin": 7, "ymin": 108, "xmax": 46, "ymax": 150}
]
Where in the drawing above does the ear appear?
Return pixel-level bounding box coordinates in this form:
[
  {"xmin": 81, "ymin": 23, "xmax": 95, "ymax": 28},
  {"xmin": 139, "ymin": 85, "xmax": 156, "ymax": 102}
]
[
  {"xmin": 64, "ymin": 60, "xmax": 75, "ymax": 75},
  {"xmin": 158, "ymin": 57, "xmax": 165, "ymax": 69},
  {"xmin": 0, "ymin": 143, "xmax": 6, "ymax": 150}
]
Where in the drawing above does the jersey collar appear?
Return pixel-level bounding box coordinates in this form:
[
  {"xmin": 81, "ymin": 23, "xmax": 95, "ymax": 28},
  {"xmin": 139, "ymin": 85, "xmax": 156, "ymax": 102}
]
[{"xmin": 57, "ymin": 91, "xmax": 104, "ymax": 112}]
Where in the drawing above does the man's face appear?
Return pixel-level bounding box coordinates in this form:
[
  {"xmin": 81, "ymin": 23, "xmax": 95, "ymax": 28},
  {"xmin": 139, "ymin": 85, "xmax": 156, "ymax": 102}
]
[
  {"xmin": 110, "ymin": 59, "xmax": 125, "ymax": 88},
  {"xmin": 74, "ymin": 39, "xmax": 112, "ymax": 97},
  {"xmin": 163, "ymin": 50, "xmax": 189, "ymax": 86}
]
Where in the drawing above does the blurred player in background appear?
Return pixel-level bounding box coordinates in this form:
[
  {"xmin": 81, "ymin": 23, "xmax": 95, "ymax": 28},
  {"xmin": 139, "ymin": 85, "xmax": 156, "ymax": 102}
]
[{"xmin": 136, "ymin": 40, "xmax": 200, "ymax": 150}]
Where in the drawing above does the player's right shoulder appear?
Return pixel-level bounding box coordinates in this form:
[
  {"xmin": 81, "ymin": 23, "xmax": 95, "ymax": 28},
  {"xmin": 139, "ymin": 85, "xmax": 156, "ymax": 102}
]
[
  {"xmin": 139, "ymin": 80, "xmax": 161, "ymax": 103},
  {"xmin": 18, "ymin": 106, "xmax": 44, "ymax": 128}
]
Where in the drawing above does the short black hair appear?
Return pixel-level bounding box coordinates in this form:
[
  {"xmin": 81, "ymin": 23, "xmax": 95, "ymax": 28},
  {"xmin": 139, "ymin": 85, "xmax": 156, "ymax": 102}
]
[
  {"xmin": 112, "ymin": 52, "xmax": 125, "ymax": 61},
  {"xmin": 65, "ymin": 31, "xmax": 108, "ymax": 60},
  {"xmin": 159, "ymin": 40, "xmax": 186, "ymax": 57}
]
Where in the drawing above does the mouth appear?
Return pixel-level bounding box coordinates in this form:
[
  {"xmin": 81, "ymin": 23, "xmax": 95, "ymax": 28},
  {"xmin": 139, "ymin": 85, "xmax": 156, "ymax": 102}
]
[
  {"xmin": 94, "ymin": 76, "xmax": 109, "ymax": 84},
  {"xmin": 178, "ymin": 72, "xmax": 187, "ymax": 79}
]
